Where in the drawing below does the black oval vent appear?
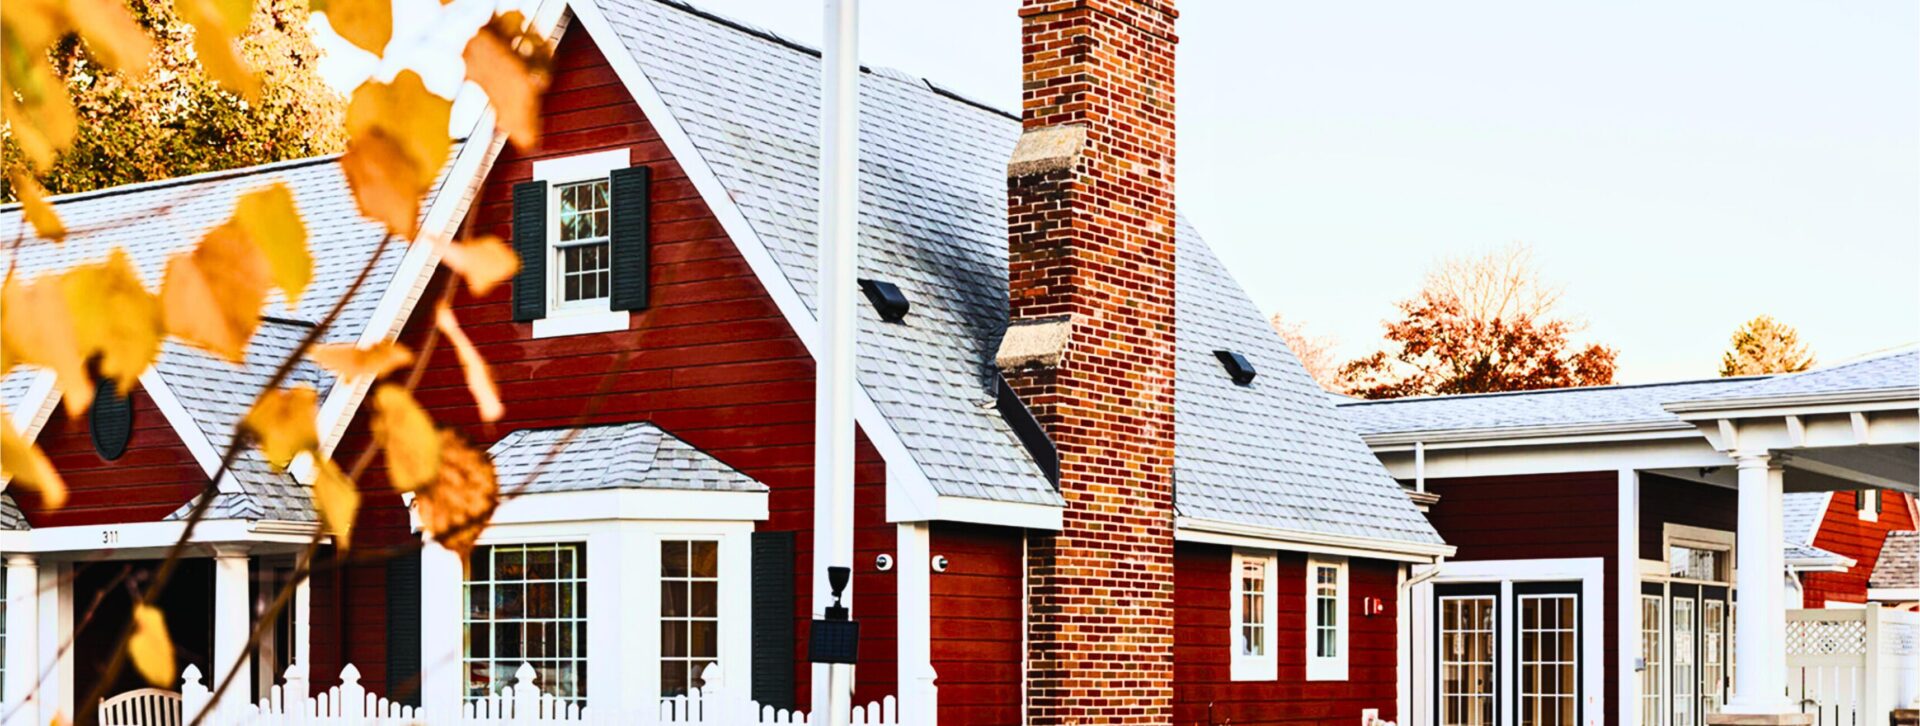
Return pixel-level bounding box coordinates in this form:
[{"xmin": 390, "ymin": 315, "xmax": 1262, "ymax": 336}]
[{"xmin": 90, "ymin": 379, "xmax": 134, "ymax": 461}]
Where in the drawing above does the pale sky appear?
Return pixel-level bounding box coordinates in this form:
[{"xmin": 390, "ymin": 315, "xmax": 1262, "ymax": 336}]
[{"xmin": 320, "ymin": 0, "xmax": 1920, "ymax": 383}]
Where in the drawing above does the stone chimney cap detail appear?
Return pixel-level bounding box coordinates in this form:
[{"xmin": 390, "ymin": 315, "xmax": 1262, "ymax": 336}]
[
  {"xmin": 1006, "ymin": 124, "xmax": 1089, "ymax": 178},
  {"xmin": 996, "ymin": 315, "xmax": 1074, "ymax": 370}
]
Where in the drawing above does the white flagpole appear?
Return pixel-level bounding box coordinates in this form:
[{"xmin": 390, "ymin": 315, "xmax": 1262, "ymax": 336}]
[{"xmin": 814, "ymin": 1, "xmax": 859, "ymax": 724}]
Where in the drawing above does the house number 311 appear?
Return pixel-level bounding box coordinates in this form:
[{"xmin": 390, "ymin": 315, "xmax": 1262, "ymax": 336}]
[{"xmin": 101, "ymin": 529, "xmax": 119, "ymax": 545}]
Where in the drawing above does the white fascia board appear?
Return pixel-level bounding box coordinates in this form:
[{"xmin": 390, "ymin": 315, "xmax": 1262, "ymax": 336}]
[
  {"xmin": 0, "ymin": 369, "xmax": 61, "ymax": 488},
  {"xmin": 1374, "ymin": 435, "xmax": 1731, "ymax": 481},
  {"xmin": 1363, "ymin": 421, "xmax": 1697, "ymax": 449},
  {"xmin": 138, "ymin": 369, "xmax": 225, "ymax": 477},
  {"xmin": 1665, "ymin": 389, "xmax": 1920, "ymax": 417},
  {"xmin": 1175, "ymin": 516, "xmax": 1454, "ymax": 563},
  {"xmin": 568, "ymin": 0, "xmax": 1033, "ymax": 529},
  {"xmin": 921, "ymin": 494, "xmax": 1061, "ymax": 531},
  {"xmin": 1868, "ymin": 588, "xmax": 1919, "ymax": 601},
  {"xmin": 15, "ymin": 518, "xmax": 322, "ymax": 556},
  {"xmin": 487, "ymin": 488, "xmax": 770, "ymax": 526}
]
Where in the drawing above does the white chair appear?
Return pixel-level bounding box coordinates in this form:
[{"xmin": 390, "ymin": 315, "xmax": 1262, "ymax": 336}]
[{"xmin": 97, "ymin": 688, "xmax": 183, "ymax": 726}]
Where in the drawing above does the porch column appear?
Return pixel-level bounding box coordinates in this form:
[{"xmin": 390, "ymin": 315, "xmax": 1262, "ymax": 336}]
[
  {"xmin": 211, "ymin": 545, "xmax": 252, "ymax": 705},
  {"xmin": 419, "ymin": 539, "xmax": 462, "ymax": 719},
  {"xmin": 1618, "ymin": 469, "xmax": 1640, "ymax": 725},
  {"xmin": 1722, "ymin": 452, "xmax": 1795, "ymax": 717},
  {"xmin": 3, "ymin": 555, "xmax": 38, "ymax": 725}
]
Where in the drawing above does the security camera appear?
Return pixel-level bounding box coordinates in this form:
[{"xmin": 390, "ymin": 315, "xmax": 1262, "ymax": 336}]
[{"xmin": 875, "ymin": 553, "xmax": 894, "ymax": 571}]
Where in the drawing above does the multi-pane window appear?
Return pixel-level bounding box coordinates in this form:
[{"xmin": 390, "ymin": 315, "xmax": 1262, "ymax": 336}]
[
  {"xmin": 1305, "ymin": 556, "xmax": 1347, "ymax": 681},
  {"xmin": 660, "ymin": 540, "xmax": 720, "ymax": 698},
  {"xmin": 1701, "ymin": 600, "xmax": 1726, "ymax": 715},
  {"xmin": 1229, "ymin": 550, "xmax": 1276, "ymax": 681},
  {"xmin": 1518, "ymin": 594, "xmax": 1577, "ymax": 726},
  {"xmin": 465, "ymin": 543, "xmax": 588, "ymax": 703},
  {"xmin": 1439, "ymin": 594, "xmax": 1495, "ymax": 726},
  {"xmin": 555, "ymin": 180, "xmax": 611, "ymax": 306},
  {"xmin": 1672, "ymin": 598, "xmax": 1697, "ymax": 726},
  {"xmin": 1668, "ymin": 546, "xmax": 1725, "ymax": 582},
  {"xmin": 1641, "ymin": 594, "xmax": 1664, "ymax": 725},
  {"xmin": 1240, "ymin": 558, "xmax": 1267, "ymax": 658}
]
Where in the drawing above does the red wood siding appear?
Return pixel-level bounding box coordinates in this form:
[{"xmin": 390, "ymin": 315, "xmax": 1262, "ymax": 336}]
[
  {"xmin": 14, "ymin": 388, "xmax": 209, "ymax": 528},
  {"xmin": 1803, "ymin": 490, "xmax": 1916, "ymax": 606},
  {"xmin": 1639, "ymin": 474, "xmax": 1737, "ymax": 561},
  {"xmin": 1424, "ymin": 472, "xmax": 1619, "ymax": 725},
  {"xmin": 930, "ymin": 523, "xmax": 1024, "ymax": 726},
  {"xmin": 316, "ymin": 28, "xmax": 898, "ymax": 708},
  {"xmin": 1171, "ymin": 543, "xmax": 1401, "ymax": 725}
]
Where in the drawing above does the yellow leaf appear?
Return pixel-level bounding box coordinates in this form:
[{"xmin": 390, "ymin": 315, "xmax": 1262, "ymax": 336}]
[
  {"xmin": 63, "ymin": 249, "xmax": 162, "ymax": 396},
  {"xmin": 372, "ymin": 384, "xmax": 439, "ymax": 492},
  {"xmin": 10, "ymin": 171, "xmax": 64, "ymax": 241},
  {"xmin": 161, "ymin": 222, "xmax": 270, "ymax": 362},
  {"xmin": 436, "ymin": 235, "xmax": 519, "ymax": 297},
  {"xmin": 346, "ymin": 72, "xmax": 451, "ymax": 190},
  {"xmin": 65, "ymin": 0, "xmax": 154, "ymax": 76},
  {"xmin": 462, "ymin": 13, "xmax": 552, "ymax": 151},
  {"xmin": 1, "ymin": 274, "xmax": 90, "ymax": 414},
  {"xmin": 231, "ymin": 182, "xmax": 310, "ymax": 307},
  {"xmin": 311, "ymin": 0, "xmax": 390, "ymax": 56},
  {"xmin": 128, "ymin": 604, "xmax": 176, "ymax": 687},
  {"xmin": 2, "ymin": 54, "xmax": 77, "ymax": 170},
  {"xmin": 435, "ymin": 305, "xmax": 501, "ymax": 421},
  {"xmin": 2, "ymin": 408, "xmax": 66, "ymax": 508},
  {"xmin": 243, "ymin": 386, "xmax": 317, "ymax": 470},
  {"xmin": 339, "ymin": 132, "xmax": 423, "ymax": 239},
  {"xmin": 308, "ymin": 341, "xmax": 413, "ymax": 382},
  {"xmin": 414, "ymin": 430, "xmax": 498, "ymax": 566},
  {"xmin": 174, "ymin": 0, "xmax": 259, "ymax": 100},
  {"xmin": 312, "ymin": 457, "xmax": 360, "ymax": 551}
]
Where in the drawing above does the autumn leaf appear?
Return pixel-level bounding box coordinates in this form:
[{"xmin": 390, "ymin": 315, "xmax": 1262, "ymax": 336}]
[
  {"xmin": 1, "ymin": 408, "xmax": 67, "ymax": 508},
  {"xmin": 339, "ymin": 133, "xmax": 423, "ymax": 238},
  {"xmin": 64, "ymin": 0, "xmax": 155, "ymax": 76},
  {"xmin": 463, "ymin": 12, "xmax": 552, "ymax": 151},
  {"xmin": 129, "ymin": 604, "xmax": 176, "ymax": 687},
  {"xmin": 175, "ymin": 0, "xmax": 259, "ymax": 100},
  {"xmin": 342, "ymin": 71, "xmax": 451, "ymax": 237},
  {"xmin": 435, "ymin": 305, "xmax": 501, "ymax": 421},
  {"xmin": 436, "ymin": 235, "xmax": 519, "ymax": 296},
  {"xmin": 10, "ymin": 170, "xmax": 64, "ymax": 241},
  {"xmin": 1, "ymin": 273, "xmax": 90, "ymax": 414},
  {"xmin": 232, "ymin": 182, "xmax": 311, "ymax": 307},
  {"xmin": 311, "ymin": 0, "xmax": 390, "ymax": 56},
  {"xmin": 372, "ymin": 384, "xmax": 439, "ymax": 492},
  {"xmin": 2, "ymin": 49, "xmax": 77, "ymax": 171},
  {"xmin": 64, "ymin": 249, "xmax": 163, "ymax": 396},
  {"xmin": 313, "ymin": 457, "xmax": 360, "ymax": 551},
  {"xmin": 308, "ymin": 341, "xmax": 413, "ymax": 382},
  {"xmin": 414, "ymin": 430, "xmax": 498, "ymax": 565},
  {"xmin": 161, "ymin": 222, "xmax": 270, "ymax": 362},
  {"xmin": 243, "ymin": 386, "xmax": 317, "ymax": 469}
]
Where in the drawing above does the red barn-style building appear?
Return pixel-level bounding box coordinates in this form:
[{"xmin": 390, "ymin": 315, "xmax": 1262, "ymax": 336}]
[{"xmin": 0, "ymin": 1, "xmax": 1453, "ymax": 724}]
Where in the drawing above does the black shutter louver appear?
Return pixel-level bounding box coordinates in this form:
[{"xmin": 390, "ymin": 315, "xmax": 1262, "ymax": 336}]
[
  {"xmin": 751, "ymin": 530, "xmax": 796, "ymax": 709},
  {"xmin": 511, "ymin": 180, "xmax": 548, "ymax": 322},
  {"xmin": 90, "ymin": 378, "xmax": 133, "ymax": 461},
  {"xmin": 386, "ymin": 549, "xmax": 422, "ymax": 707},
  {"xmin": 608, "ymin": 165, "xmax": 651, "ymax": 312}
]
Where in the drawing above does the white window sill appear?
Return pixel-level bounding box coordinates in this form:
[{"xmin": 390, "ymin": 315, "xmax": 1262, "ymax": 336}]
[
  {"xmin": 1229, "ymin": 656, "xmax": 1276, "ymax": 682},
  {"xmin": 532, "ymin": 309, "xmax": 629, "ymax": 339},
  {"xmin": 1305, "ymin": 660, "xmax": 1349, "ymax": 682}
]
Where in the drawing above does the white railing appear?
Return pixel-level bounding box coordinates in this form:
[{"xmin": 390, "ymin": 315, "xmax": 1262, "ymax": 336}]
[
  {"xmin": 179, "ymin": 662, "xmax": 910, "ymax": 725},
  {"xmin": 1785, "ymin": 605, "xmax": 1920, "ymax": 726}
]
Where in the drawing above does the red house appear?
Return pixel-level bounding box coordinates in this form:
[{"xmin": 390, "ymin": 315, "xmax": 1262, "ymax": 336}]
[{"xmin": 0, "ymin": 0, "xmax": 1453, "ymax": 724}]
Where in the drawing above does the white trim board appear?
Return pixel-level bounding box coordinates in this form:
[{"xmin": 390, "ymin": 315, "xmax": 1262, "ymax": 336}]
[
  {"xmin": 1176, "ymin": 517, "xmax": 1453, "ymax": 562},
  {"xmin": 1408, "ymin": 557, "xmax": 1608, "ymax": 726}
]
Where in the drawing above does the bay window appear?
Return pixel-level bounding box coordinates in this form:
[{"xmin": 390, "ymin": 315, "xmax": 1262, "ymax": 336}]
[{"xmin": 464, "ymin": 542, "xmax": 588, "ymax": 703}]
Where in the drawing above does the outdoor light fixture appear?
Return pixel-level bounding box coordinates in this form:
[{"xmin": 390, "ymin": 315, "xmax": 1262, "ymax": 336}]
[
  {"xmin": 874, "ymin": 553, "xmax": 894, "ymax": 571},
  {"xmin": 1214, "ymin": 349, "xmax": 1257, "ymax": 385},
  {"xmin": 858, "ymin": 279, "xmax": 910, "ymax": 322},
  {"xmin": 808, "ymin": 565, "xmax": 861, "ymax": 665}
]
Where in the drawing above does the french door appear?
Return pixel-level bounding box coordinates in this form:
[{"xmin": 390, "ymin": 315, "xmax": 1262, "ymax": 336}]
[
  {"xmin": 1661, "ymin": 583, "xmax": 1730, "ymax": 726},
  {"xmin": 1438, "ymin": 584, "xmax": 1499, "ymax": 726},
  {"xmin": 1434, "ymin": 581, "xmax": 1582, "ymax": 726}
]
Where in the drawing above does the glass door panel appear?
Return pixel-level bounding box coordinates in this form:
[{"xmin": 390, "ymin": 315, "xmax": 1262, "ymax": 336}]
[{"xmin": 1438, "ymin": 588, "xmax": 1497, "ymax": 726}]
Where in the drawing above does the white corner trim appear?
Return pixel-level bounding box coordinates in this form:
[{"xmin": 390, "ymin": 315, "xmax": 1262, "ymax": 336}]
[
  {"xmin": 1304, "ymin": 554, "xmax": 1349, "ymax": 682},
  {"xmin": 567, "ymin": 0, "xmax": 988, "ymax": 529},
  {"xmin": 532, "ymin": 309, "xmax": 630, "ymax": 339},
  {"xmin": 1228, "ymin": 548, "xmax": 1278, "ymax": 682},
  {"xmin": 1176, "ymin": 516, "xmax": 1454, "ymax": 562}
]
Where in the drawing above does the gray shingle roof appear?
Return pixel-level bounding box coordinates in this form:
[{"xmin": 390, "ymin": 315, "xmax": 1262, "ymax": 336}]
[
  {"xmin": 1783, "ymin": 492, "xmax": 1831, "ymax": 547},
  {"xmin": 0, "ymin": 495, "xmax": 25, "ymax": 531},
  {"xmin": 1678, "ymin": 350, "xmax": 1920, "ymax": 405},
  {"xmin": 1784, "ymin": 542, "xmax": 1848, "ymax": 567},
  {"xmin": 1338, "ymin": 378, "xmax": 1766, "ymax": 438},
  {"xmin": 1, "ymin": 369, "xmax": 41, "ymax": 416},
  {"xmin": 1869, "ymin": 531, "xmax": 1918, "ymax": 590},
  {"xmin": 490, "ymin": 423, "xmax": 767, "ymax": 495},
  {"xmin": 0, "ymin": 152, "xmax": 441, "ymax": 522},
  {"xmin": 595, "ymin": 0, "xmax": 1441, "ymax": 546}
]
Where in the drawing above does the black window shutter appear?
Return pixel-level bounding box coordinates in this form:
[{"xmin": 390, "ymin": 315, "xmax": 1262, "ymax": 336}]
[
  {"xmin": 511, "ymin": 180, "xmax": 548, "ymax": 322},
  {"xmin": 386, "ymin": 549, "xmax": 422, "ymax": 707},
  {"xmin": 751, "ymin": 530, "xmax": 796, "ymax": 709},
  {"xmin": 608, "ymin": 165, "xmax": 651, "ymax": 312}
]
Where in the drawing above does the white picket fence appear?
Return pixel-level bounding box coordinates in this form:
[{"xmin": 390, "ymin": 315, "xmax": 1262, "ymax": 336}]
[
  {"xmin": 1785, "ymin": 606, "xmax": 1920, "ymax": 726},
  {"xmin": 178, "ymin": 662, "xmax": 905, "ymax": 725}
]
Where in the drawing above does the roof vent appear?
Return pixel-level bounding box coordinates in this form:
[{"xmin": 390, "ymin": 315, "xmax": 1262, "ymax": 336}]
[
  {"xmin": 859, "ymin": 279, "xmax": 910, "ymax": 322},
  {"xmin": 90, "ymin": 379, "xmax": 134, "ymax": 461},
  {"xmin": 1214, "ymin": 350, "xmax": 1256, "ymax": 386}
]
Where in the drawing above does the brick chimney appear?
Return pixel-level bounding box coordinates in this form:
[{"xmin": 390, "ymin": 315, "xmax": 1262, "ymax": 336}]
[{"xmin": 1000, "ymin": 0, "xmax": 1178, "ymax": 723}]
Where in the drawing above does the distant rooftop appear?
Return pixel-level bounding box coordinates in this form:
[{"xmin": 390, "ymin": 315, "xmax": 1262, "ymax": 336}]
[{"xmin": 1339, "ymin": 377, "xmax": 1766, "ymax": 439}]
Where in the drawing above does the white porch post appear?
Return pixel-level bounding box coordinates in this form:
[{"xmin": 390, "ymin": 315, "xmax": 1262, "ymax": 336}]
[
  {"xmin": 3, "ymin": 555, "xmax": 38, "ymax": 726},
  {"xmin": 419, "ymin": 540, "xmax": 463, "ymax": 718},
  {"xmin": 211, "ymin": 545, "xmax": 252, "ymax": 707},
  {"xmin": 292, "ymin": 574, "xmax": 310, "ymax": 672},
  {"xmin": 896, "ymin": 522, "xmax": 936, "ymax": 723},
  {"xmin": 1618, "ymin": 468, "xmax": 1641, "ymax": 725},
  {"xmin": 1723, "ymin": 452, "xmax": 1793, "ymax": 715},
  {"xmin": 34, "ymin": 564, "xmax": 68, "ymax": 726}
]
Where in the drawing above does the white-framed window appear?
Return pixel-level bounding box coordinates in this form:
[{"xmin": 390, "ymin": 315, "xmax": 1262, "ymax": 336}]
[
  {"xmin": 1640, "ymin": 594, "xmax": 1664, "ymax": 726},
  {"xmin": 1438, "ymin": 590, "xmax": 1497, "ymax": 726},
  {"xmin": 464, "ymin": 542, "xmax": 589, "ymax": 704},
  {"xmin": 530, "ymin": 149, "xmax": 631, "ymax": 339},
  {"xmin": 1517, "ymin": 592, "xmax": 1577, "ymax": 725},
  {"xmin": 658, "ymin": 538, "xmax": 721, "ymax": 697},
  {"xmin": 1229, "ymin": 549, "xmax": 1277, "ymax": 681},
  {"xmin": 1305, "ymin": 555, "xmax": 1348, "ymax": 681}
]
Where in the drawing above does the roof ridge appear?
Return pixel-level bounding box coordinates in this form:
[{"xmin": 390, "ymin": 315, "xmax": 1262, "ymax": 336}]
[
  {"xmin": 1336, "ymin": 375, "xmax": 1775, "ymax": 407},
  {"xmin": 0, "ymin": 154, "xmax": 344, "ymax": 212}
]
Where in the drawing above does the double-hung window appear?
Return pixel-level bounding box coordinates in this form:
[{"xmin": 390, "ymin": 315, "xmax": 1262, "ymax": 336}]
[
  {"xmin": 464, "ymin": 543, "xmax": 588, "ymax": 704},
  {"xmin": 554, "ymin": 180, "xmax": 612, "ymax": 308},
  {"xmin": 517, "ymin": 149, "xmax": 649, "ymax": 338},
  {"xmin": 1229, "ymin": 549, "xmax": 1277, "ymax": 681},
  {"xmin": 1305, "ymin": 555, "xmax": 1348, "ymax": 681}
]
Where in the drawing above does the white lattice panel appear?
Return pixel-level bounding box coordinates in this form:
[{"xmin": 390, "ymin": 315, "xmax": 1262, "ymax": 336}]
[{"xmin": 1787, "ymin": 618, "xmax": 1866, "ymax": 656}]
